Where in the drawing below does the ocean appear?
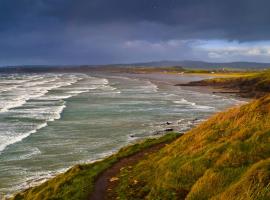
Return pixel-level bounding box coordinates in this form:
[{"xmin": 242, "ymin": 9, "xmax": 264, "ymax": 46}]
[{"xmin": 0, "ymin": 72, "xmax": 243, "ymax": 197}]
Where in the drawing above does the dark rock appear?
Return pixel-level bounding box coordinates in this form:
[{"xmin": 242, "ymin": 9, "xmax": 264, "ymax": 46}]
[{"xmin": 153, "ymin": 131, "xmax": 161, "ymax": 135}]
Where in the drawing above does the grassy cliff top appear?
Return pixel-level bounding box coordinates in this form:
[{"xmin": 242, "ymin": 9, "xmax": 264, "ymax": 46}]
[
  {"xmin": 116, "ymin": 95, "xmax": 270, "ymax": 199},
  {"xmin": 179, "ymin": 70, "xmax": 270, "ymax": 98}
]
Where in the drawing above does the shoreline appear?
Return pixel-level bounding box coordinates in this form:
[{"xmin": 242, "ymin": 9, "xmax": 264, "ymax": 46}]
[
  {"xmin": 7, "ymin": 72, "xmax": 249, "ymax": 199},
  {"xmin": 10, "ymin": 133, "xmax": 181, "ymax": 200},
  {"xmin": 120, "ymin": 72, "xmax": 250, "ymax": 102},
  {"xmin": 88, "ymin": 73, "xmax": 251, "ymax": 199}
]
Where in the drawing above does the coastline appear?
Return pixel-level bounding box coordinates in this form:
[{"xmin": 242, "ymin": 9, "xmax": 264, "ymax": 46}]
[
  {"xmin": 7, "ymin": 72, "xmax": 249, "ymax": 200},
  {"xmin": 10, "ymin": 133, "xmax": 181, "ymax": 200},
  {"xmin": 120, "ymin": 72, "xmax": 250, "ymax": 102}
]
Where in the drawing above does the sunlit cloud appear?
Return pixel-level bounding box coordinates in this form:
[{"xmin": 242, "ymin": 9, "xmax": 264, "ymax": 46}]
[
  {"xmin": 122, "ymin": 39, "xmax": 270, "ymax": 62},
  {"xmin": 197, "ymin": 40, "xmax": 270, "ymax": 61}
]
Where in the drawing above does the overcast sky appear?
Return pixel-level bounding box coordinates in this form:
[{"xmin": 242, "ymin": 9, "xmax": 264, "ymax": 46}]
[{"xmin": 1, "ymin": 0, "xmax": 270, "ymax": 65}]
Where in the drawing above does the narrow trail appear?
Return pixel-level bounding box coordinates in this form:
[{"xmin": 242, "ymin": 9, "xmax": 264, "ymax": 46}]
[{"xmin": 89, "ymin": 142, "xmax": 168, "ymax": 200}]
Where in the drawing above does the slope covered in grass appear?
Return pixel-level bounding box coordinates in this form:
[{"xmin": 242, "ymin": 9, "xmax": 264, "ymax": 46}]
[
  {"xmin": 11, "ymin": 133, "xmax": 180, "ymax": 200},
  {"xmin": 116, "ymin": 95, "xmax": 270, "ymax": 200},
  {"xmin": 178, "ymin": 70, "xmax": 270, "ymax": 98}
]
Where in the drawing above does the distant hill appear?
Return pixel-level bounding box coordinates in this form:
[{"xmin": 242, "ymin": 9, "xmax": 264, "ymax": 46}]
[
  {"xmin": 122, "ymin": 60, "xmax": 270, "ymax": 70},
  {"xmin": 1, "ymin": 61, "xmax": 270, "ymax": 73}
]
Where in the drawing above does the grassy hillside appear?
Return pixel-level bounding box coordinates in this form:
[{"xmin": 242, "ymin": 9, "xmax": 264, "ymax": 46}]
[
  {"xmin": 10, "ymin": 72, "xmax": 270, "ymax": 200},
  {"xmin": 178, "ymin": 70, "xmax": 270, "ymax": 98},
  {"xmin": 10, "ymin": 133, "xmax": 180, "ymax": 200},
  {"xmin": 115, "ymin": 95, "xmax": 270, "ymax": 200}
]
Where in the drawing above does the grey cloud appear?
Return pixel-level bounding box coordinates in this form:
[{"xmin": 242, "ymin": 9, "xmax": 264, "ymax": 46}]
[
  {"xmin": 1, "ymin": 0, "xmax": 270, "ymax": 65},
  {"xmin": 2, "ymin": 0, "xmax": 270, "ymax": 40}
]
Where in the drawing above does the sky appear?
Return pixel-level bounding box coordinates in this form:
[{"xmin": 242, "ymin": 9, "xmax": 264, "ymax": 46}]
[{"xmin": 1, "ymin": 0, "xmax": 270, "ymax": 65}]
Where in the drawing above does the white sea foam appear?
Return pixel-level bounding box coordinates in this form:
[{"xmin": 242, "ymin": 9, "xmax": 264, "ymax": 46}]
[
  {"xmin": 3, "ymin": 167, "xmax": 69, "ymax": 198},
  {"xmin": 2, "ymin": 147, "xmax": 42, "ymax": 162},
  {"xmin": 0, "ymin": 102, "xmax": 66, "ymax": 153},
  {"xmin": 135, "ymin": 81, "xmax": 158, "ymax": 93},
  {"xmin": 35, "ymin": 95, "xmax": 73, "ymax": 101},
  {"xmin": 0, "ymin": 123, "xmax": 48, "ymax": 154},
  {"xmin": 0, "ymin": 74, "xmax": 116, "ymax": 155},
  {"xmin": 145, "ymin": 81, "xmax": 159, "ymax": 92},
  {"xmin": 194, "ymin": 105, "xmax": 215, "ymax": 110},
  {"xmin": 173, "ymin": 98, "xmax": 196, "ymax": 106},
  {"xmin": 51, "ymin": 105, "xmax": 66, "ymax": 121},
  {"xmin": 67, "ymin": 90, "xmax": 86, "ymax": 94},
  {"xmin": 92, "ymin": 78, "xmax": 109, "ymax": 85},
  {"xmin": 100, "ymin": 85, "xmax": 117, "ymax": 91},
  {"xmin": 10, "ymin": 104, "xmax": 67, "ymax": 121},
  {"xmin": 18, "ymin": 147, "xmax": 42, "ymax": 160},
  {"xmin": 173, "ymin": 98, "xmax": 215, "ymax": 110},
  {"xmin": 0, "ymin": 74, "xmax": 82, "ymax": 112}
]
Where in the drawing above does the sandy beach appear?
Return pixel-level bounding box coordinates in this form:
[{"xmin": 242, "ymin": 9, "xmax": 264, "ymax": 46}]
[{"xmin": 118, "ymin": 72, "xmax": 249, "ymax": 102}]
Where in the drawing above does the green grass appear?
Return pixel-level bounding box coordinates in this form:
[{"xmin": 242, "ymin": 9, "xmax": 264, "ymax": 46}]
[
  {"xmin": 197, "ymin": 70, "xmax": 270, "ymax": 95},
  {"xmin": 115, "ymin": 95, "xmax": 270, "ymax": 200},
  {"xmin": 10, "ymin": 70, "xmax": 270, "ymax": 200},
  {"xmin": 128, "ymin": 66, "xmax": 252, "ymax": 75},
  {"xmin": 10, "ymin": 133, "xmax": 181, "ymax": 200}
]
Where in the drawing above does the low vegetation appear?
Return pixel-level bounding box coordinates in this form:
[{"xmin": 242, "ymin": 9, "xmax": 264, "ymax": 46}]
[
  {"xmin": 126, "ymin": 66, "xmax": 251, "ymax": 75},
  {"xmin": 179, "ymin": 70, "xmax": 270, "ymax": 98},
  {"xmin": 115, "ymin": 95, "xmax": 270, "ymax": 199},
  {"xmin": 11, "ymin": 71, "xmax": 270, "ymax": 200},
  {"xmin": 11, "ymin": 133, "xmax": 181, "ymax": 200}
]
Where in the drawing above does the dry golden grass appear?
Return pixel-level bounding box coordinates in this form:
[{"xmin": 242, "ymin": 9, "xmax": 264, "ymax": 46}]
[
  {"xmin": 116, "ymin": 95, "xmax": 270, "ymax": 199},
  {"xmin": 10, "ymin": 133, "xmax": 180, "ymax": 200},
  {"xmin": 11, "ymin": 71, "xmax": 270, "ymax": 200}
]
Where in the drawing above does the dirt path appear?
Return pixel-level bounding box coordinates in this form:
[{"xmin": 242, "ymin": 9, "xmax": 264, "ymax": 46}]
[{"xmin": 89, "ymin": 142, "xmax": 168, "ymax": 200}]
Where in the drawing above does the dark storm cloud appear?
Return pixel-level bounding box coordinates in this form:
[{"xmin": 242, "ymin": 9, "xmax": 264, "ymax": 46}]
[
  {"xmin": 2, "ymin": 0, "xmax": 270, "ymax": 40},
  {"xmin": 1, "ymin": 0, "xmax": 270, "ymax": 65}
]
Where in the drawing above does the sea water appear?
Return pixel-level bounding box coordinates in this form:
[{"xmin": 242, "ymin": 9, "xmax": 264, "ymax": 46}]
[{"xmin": 0, "ymin": 73, "xmax": 243, "ymax": 197}]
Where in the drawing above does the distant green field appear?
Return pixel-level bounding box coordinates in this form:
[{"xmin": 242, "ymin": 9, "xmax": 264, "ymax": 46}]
[
  {"xmin": 128, "ymin": 66, "xmax": 258, "ymax": 77},
  {"xmin": 184, "ymin": 70, "xmax": 270, "ymax": 98}
]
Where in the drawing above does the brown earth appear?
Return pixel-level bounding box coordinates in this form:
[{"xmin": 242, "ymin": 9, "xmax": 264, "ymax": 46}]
[
  {"xmin": 88, "ymin": 142, "xmax": 169, "ymax": 200},
  {"xmin": 176, "ymin": 78, "xmax": 268, "ymax": 99}
]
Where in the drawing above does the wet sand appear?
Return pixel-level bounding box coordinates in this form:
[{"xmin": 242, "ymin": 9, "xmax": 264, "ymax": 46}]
[
  {"xmin": 119, "ymin": 72, "xmax": 249, "ymax": 102},
  {"xmin": 89, "ymin": 141, "xmax": 169, "ymax": 200}
]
